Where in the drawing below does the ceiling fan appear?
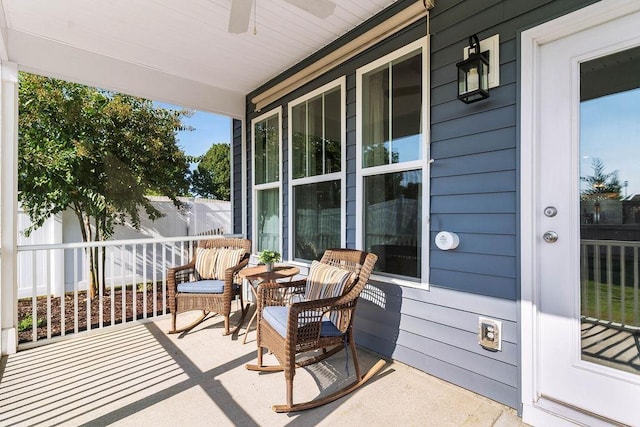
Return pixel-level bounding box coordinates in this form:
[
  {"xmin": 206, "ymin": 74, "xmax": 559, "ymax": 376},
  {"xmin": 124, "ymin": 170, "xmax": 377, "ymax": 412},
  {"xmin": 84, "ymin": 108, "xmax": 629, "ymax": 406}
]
[{"xmin": 228, "ymin": 0, "xmax": 336, "ymax": 34}]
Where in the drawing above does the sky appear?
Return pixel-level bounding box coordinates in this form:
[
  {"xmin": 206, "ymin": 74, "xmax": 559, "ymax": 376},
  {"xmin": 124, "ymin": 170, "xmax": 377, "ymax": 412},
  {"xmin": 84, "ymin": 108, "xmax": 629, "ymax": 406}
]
[
  {"xmin": 155, "ymin": 102, "xmax": 232, "ymax": 158},
  {"xmin": 580, "ymin": 87, "xmax": 640, "ymax": 197}
]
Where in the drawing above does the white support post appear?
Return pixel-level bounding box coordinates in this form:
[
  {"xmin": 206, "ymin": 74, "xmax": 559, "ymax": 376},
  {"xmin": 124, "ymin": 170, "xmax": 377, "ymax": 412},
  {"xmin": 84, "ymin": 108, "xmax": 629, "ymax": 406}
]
[{"xmin": 1, "ymin": 61, "xmax": 18, "ymax": 355}]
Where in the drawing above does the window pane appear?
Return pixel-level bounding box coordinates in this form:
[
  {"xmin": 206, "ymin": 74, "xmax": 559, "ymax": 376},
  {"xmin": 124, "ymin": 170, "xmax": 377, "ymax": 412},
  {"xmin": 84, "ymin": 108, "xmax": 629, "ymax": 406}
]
[
  {"xmin": 325, "ymin": 88, "xmax": 341, "ymax": 174},
  {"xmin": 362, "ymin": 50, "xmax": 422, "ymax": 168},
  {"xmin": 257, "ymin": 187, "xmax": 279, "ymax": 252},
  {"xmin": 308, "ymin": 95, "xmax": 323, "ymax": 176},
  {"xmin": 254, "ymin": 114, "xmax": 279, "ymax": 185},
  {"xmin": 364, "ymin": 170, "xmax": 421, "ymax": 278},
  {"xmin": 292, "ymin": 86, "xmax": 342, "ymax": 179},
  {"xmin": 294, "ymin": 180, "xmax": 341, "ymax": 261},
  {"xmin": 362, "ymin": 66, "xmax": 390, "ymax": 168},
  {"xmin": 291, "ymin": 103, "xmax": 306, "ymax": 179},
  {"xmin": 392, "ymin": 53, "xmax": 422, "ymax": 163}
]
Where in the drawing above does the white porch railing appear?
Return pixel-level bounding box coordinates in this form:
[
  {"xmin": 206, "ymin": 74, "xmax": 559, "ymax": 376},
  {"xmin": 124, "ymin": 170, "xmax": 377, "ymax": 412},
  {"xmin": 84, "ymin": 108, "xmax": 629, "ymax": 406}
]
[
  {"xmin": 16, "ymin": 234, "xmax": 241, "ymax": 348},
  {"xmin": 581, "ymin": 239, "xmax": 640, "ymax": 329}
]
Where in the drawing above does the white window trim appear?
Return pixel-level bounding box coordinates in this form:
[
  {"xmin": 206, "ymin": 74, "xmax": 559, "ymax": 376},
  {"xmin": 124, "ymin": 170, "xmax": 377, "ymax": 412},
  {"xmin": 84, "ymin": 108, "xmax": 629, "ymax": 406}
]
[
  {"xmin": 355, "ymin": 36, "xmax": 430, "ymax": 287},
  {"xmin": 287, "ymin": 77, "xmax": 347, "ymax": 263},
  {"xmin": 251, "ymin": 106, "xmax": 283, "ymax": 255}
]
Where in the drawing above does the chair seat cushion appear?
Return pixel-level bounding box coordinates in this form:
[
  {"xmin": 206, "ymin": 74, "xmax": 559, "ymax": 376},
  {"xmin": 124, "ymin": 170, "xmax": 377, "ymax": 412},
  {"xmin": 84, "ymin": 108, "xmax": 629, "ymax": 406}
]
[
  {"xmin": 262, "ymin": 306, "xmax": 343, "ymax": 338},
  {"xmin": 177, "ymin": 279, "xmax": 226, "ymax": 294}
]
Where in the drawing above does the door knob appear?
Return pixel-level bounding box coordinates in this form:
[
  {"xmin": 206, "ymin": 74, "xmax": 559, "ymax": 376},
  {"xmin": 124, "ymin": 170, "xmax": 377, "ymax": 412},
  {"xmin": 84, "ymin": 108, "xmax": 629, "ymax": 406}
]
[{"xmin": 543, "ymin": 231, "xmax": 558, "ymax": 243}]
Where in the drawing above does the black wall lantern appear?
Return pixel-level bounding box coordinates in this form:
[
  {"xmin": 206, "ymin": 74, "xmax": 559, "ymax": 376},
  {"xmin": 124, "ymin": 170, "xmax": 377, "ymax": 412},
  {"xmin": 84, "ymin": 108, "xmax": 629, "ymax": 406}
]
[{"xmin": 456, "ymin": 34, "xmax": 489, "ymax": 104}]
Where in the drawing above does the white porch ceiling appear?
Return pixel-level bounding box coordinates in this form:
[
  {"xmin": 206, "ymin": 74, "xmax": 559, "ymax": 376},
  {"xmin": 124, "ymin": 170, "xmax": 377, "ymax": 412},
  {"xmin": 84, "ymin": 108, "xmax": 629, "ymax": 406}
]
[{"xmin": 0, "ymin": 0, "xmax": 400, "ymax": 117}]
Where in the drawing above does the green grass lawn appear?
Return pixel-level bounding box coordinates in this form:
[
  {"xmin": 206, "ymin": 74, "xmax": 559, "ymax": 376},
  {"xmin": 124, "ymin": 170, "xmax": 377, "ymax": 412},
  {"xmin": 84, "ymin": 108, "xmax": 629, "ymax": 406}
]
[{"xmin": 582, "ymin": 279, "xmax": 640, "ymax": 326}]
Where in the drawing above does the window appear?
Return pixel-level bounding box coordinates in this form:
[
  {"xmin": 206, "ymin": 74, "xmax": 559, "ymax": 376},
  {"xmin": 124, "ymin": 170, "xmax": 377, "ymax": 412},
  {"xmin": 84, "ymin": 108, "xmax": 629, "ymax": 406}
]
[
  {"xmin": 357, "ymin": 39, "xmax": 428, "ymax": 283},
  {"xmin": 289, "ymin": 79, "xmax": 345, "ymax": 261},
  {"xmin": 252, "ymin": 108, "xmax": 281, "ymax": 252}
]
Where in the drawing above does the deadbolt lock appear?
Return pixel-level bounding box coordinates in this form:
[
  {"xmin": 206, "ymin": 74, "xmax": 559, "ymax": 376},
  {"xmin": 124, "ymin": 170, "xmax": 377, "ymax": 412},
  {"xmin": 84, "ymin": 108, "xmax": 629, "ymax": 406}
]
[{"xmin": 544, "ymin": 206, "xmax": 558, "ymax": 217}]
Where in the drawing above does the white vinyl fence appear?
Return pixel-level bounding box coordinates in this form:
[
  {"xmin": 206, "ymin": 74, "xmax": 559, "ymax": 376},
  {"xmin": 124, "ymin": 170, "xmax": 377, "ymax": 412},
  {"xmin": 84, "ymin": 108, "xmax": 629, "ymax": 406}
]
[{"xmin": 18, "ymin": 197, "xmax": 231, "ymax": 298}]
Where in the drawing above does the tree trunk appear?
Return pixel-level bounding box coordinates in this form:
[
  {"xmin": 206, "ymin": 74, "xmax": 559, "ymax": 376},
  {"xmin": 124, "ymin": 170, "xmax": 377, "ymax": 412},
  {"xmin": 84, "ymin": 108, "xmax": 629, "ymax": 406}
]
[{"xmin": 75, "ymin": 208, "xmax": 98, "ymax": 299}]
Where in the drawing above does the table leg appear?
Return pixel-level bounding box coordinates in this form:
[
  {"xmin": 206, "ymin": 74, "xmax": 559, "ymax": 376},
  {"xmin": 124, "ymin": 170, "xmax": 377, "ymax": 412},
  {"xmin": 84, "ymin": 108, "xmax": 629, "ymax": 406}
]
[{"xmin": 242, "ymin": 279, "xmax": 261, "ymax": 344}]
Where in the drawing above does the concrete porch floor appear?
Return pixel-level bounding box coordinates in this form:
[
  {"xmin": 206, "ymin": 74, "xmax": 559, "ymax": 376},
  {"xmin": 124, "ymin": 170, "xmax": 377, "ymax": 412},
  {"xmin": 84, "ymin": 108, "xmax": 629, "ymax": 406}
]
[{"xmin": 0, "ymin": 311, "xmax": 525, "ymax": 426}]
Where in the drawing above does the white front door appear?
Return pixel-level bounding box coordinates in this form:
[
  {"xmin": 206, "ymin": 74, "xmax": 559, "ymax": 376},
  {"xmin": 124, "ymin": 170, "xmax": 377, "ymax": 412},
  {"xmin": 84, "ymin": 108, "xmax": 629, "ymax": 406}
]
[{"xmin": 523, "ymin": 1, "xmax": 640, "ymax": 425}]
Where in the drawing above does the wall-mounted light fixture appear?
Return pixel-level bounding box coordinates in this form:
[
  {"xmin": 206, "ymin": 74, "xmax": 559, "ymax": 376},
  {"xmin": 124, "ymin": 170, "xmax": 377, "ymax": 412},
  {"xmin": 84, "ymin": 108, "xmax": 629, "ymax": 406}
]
[{"xmin": 456, "ymin": 34, "xmax": 489, "ymax": 104}]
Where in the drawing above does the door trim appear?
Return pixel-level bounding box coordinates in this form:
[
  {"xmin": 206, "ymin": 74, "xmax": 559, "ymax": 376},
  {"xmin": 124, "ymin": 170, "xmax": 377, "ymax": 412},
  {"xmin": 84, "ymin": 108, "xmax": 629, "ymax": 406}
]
[{"xmin": 520, "ymin": 1, "xmax": 640, "ymax": 425}]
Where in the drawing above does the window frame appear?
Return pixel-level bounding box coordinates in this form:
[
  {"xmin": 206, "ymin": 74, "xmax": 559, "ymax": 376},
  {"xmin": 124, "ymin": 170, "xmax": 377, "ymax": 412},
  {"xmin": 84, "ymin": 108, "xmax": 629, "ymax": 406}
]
[
  {"xmin": 287, "ymin": 77, "xmax": 346, "ymax": 263},
  {"xmin": 355, "ymin": 37, "xmax": 430, "ymax": 287},
  {"xmin": 251, "ymin": 107, "xmax": 283, "ymax": 255}
]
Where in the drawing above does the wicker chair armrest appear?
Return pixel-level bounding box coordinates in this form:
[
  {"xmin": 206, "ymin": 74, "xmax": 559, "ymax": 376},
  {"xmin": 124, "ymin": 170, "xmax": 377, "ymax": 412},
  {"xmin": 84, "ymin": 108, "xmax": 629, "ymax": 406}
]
[
  {"xmin": 287, "ymin": 296, "xmax": 358, "ymax": 343},
  {"xmin": 223, "ymin": 256, "xmax": 250, "ymax": 285},
  {"xmin": 167, "ymin": 261, "xmax": 195, "ymax": 302},
  {"xmin": 290, "ymin": 295, "xmax": 344, "ymax": 314},
  {"xmin": 167, "ymin": 262, "xmax": 196, "ymax": 286}
]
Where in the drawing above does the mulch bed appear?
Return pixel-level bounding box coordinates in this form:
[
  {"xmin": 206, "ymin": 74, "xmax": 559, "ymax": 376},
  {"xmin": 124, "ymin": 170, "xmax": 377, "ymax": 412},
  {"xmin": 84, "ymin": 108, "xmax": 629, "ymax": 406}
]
[{"xmin": 17, "ymin": 288, "xmax": 167, "ymax": 344}]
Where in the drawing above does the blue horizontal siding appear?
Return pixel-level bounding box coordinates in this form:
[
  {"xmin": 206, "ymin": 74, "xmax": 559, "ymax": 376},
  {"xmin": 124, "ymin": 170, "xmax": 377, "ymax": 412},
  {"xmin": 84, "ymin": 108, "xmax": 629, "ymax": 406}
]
[
  {"xmin": 430, "ymin": 232, "xmax": 516, "ymax": 257},
  {"xmin": 431, "ymin": 213, "xmax": 515, "ymax": 234},
  {"xmin": 431, "ymin": 170, "xmax": 516, "ymax": 195},
  {"xmin": 430, "ymin": 127, "xmax": 516, "ymax": 159},
  {"xmin": 431, "ymin": 251, "xmax": 516, "ymax": 278},
  {"xmin": 431, "ymin": 193, "xmax": 516, "ymax": 214},
  {"xmin": 430, "ymin": 269, "xmax": 517, "ymax": 300},
  {"xmin": 430, "ymin": 149, "xmax": 516, "ymax": 176},
  {"xmin": 241, "ymin": 0, "xmax": 599, "ymax": 411}
]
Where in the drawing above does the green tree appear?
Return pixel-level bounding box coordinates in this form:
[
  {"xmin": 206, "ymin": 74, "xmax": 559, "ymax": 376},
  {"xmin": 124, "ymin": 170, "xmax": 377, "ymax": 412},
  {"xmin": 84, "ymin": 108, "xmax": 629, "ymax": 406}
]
[
  {"xmin": 190, "ymin": 143, "xmax": 231, "ymax": 200},
  {"xmin": 18, "ymin": 72, "xmax": 191, "ymax": 297},
  {"xmin": 581, "ymin": 157, "xmax": 622, "ymax": 200}
]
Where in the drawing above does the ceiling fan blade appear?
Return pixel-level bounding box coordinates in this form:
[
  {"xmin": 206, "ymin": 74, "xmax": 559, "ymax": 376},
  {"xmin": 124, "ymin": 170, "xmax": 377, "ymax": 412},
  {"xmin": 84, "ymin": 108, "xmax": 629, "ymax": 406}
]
[
  {"xmin": 228, "ymin": 0, "xmax": 253, "ymax": 34},
  {"xmin": 283, "ymin": 0, "xmax": 336, "ymax": 19}
]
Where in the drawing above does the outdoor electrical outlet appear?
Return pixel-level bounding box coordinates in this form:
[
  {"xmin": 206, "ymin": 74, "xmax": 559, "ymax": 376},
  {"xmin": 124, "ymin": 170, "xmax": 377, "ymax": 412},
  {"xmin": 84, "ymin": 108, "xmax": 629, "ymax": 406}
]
[{"xmin": 478, "ymin": 317, "xmax": 502, "ymax": 351}]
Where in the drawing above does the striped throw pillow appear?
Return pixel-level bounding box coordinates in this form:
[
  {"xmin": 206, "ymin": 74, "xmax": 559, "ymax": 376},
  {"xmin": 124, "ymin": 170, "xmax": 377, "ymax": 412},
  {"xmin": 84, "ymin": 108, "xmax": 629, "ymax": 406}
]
[
  {"xmin": 304, "ymin": 261, "xmax": 355, "ymax": 301},
  {"xmin": 214, "ymin": 248, "xmax": 245, "ymax": 280},
  {"xmin": 194, "ymin": 248, "xmax": 219, "ymax": 280}
]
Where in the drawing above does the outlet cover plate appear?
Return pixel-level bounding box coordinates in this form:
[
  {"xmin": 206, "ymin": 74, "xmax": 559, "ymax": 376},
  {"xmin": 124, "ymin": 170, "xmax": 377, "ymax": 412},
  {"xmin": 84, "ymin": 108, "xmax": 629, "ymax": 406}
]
[{"xmin": 478, "ymin": 316, "xmax": 502, "ymax": 351}]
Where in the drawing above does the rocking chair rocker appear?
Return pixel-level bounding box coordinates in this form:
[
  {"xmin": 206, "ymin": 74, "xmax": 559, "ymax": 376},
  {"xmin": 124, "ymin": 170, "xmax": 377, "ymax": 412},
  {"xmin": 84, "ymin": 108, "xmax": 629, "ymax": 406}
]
[{"xmin": 246, "ymin": 248, "xmax": 382, "ymax": 412}]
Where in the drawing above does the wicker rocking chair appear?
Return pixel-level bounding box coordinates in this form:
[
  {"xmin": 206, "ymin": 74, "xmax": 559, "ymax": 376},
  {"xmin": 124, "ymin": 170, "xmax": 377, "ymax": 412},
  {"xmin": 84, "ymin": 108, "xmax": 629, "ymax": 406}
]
[
  {"xmin": 246, "ymin": 248, "xmax": 383, "ymax": 412},
  {"xmin": 167, "ymin": 238, "xmax": 251, "ymax": 335}
]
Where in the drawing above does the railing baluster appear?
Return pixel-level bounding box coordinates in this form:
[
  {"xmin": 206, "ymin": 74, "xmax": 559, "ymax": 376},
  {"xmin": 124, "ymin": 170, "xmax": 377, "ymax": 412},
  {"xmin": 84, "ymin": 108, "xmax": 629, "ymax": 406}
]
[
  {"xmin": 606, "ymin": 245, "xmax": 613, "ymax": 322},
  {"xmin": 86, "ymin": 247, "xmax": 92, "ymax": 333},
  {"xmin": 60, "ymin": 248, "xmax": 65, "ymax": 337},
  {"xmin": 46, "ymin": 248, "xmax": 52, "ymax": 339},
  {"xmin": 620, "ymin": 246, "xmax": 625, "ymax": 326},
  {"xmin": 31, "ymin": 250, "xmax": 37, "ymax": 342},
  {"xmin": 635, "ymin": 247, "xmax": 639, "ymax": 326},
  {"xmin": 594, "ymin": 242, "xmax": 601, "ymax": 320},
  {"xmin": 121, "ymin": 244, "xmax": 126, "ymax": 325},
  {"xmin": 132, "ymin": 244, "xmax": 137, "ymax": 321},
  {"xmin": 153, "ymin": 243, "xmax": 157, "ymax": 317},
  {"xmin": 581, "ymin": 242, "xmax": 588, "ymax": 317},
  {"xmin": 110, "ymin": 246, "xmax": 115, "ymax": 326},
  {"xmin": 98, "ymin": 246, "xmax": 103, "ymax": 329},
  {"xmin": 74, "ymin": 248, "xmax": 79, "ymax": 334},
  {"xmin": 163, "ymin": 242, "xmax": 167, "ymax": 316},
  {"xmin": 143, "ymin": 243, "xmax": 148, "ymax": 320}
]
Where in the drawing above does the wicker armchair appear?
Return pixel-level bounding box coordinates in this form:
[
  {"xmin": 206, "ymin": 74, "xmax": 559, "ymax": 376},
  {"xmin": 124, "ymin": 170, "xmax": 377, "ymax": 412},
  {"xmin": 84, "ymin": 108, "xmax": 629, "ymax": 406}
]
[
  {"xmin": 246, "ymin": 248, "xmax": 382, "ymax": 412},
  {"xmin": 167, "ymin": 238, "xmax": 251, "ymax": 335}
]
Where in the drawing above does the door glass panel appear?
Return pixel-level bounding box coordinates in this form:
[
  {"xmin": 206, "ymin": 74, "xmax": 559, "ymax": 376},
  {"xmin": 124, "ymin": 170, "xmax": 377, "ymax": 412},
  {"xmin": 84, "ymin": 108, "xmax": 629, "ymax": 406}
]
[{"xmin": 580, "ymin": 46, "xmax": 640, "ymax": 375}]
